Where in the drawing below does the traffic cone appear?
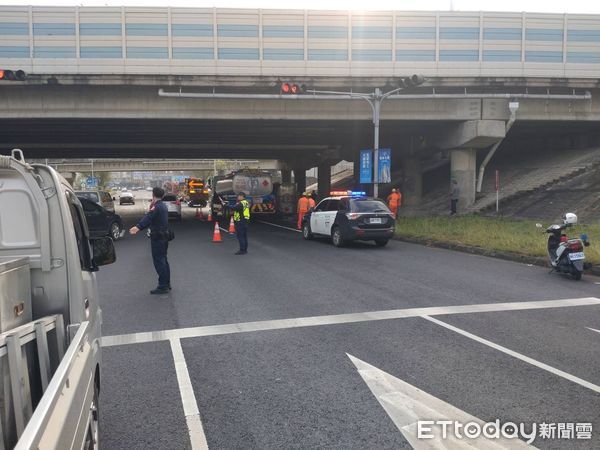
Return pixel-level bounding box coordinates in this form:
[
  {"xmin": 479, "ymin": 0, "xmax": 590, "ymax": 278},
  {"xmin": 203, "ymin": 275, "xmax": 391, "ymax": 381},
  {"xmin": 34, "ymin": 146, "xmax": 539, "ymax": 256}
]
[
  {"xmin": 207, "ymin": 209, "xmax": 213, "ymax": 222},
  {"xmin": 228, "ymin": 216, "xmax": 235, "ymax": 234},
  {"xmin": 212, "ymin": 221, "xmax": 222, "ymax": 243},
  {"xmin": 195, "ymin": 208, "xmax": 201, "ymax": 219}
]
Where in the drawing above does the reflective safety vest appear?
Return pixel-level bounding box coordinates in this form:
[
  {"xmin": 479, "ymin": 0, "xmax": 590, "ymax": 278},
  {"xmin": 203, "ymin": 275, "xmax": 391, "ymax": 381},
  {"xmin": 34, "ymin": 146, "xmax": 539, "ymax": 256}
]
[
  {"xmin": 387, "ymin": 192, "xmax": 401, "ymax": 208},
  {"xmin": 234, "ymin": 199, "xmax": 251, "ymax": 222},
  {"xmin": 297, "ymin": 196, "xmax": 310, "ymax": 213}
]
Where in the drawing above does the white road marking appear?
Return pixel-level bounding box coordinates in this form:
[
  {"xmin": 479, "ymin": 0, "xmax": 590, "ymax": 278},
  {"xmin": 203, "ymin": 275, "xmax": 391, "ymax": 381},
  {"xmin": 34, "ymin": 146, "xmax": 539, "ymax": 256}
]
[
  {"xmin": 101, "ymin": 297, "xmax": 600, "ymax": 347},
  {"xmin": 423, "ymin": 315, "xmax": 600, "ymax": 394},
  {"xmin": 169, "ymin": 338, "xmax": 209, "ymax": 450},
  {"xmin": 587, "ymin": 327, "xmax": 600, "ymax": 334},
  {"xmin": 256, "ymin": 220, "xmax": 302, "ymax": 233},
  {"xmin": 347, "ymin": 354, "xmax": 534, "ymax": 449}
]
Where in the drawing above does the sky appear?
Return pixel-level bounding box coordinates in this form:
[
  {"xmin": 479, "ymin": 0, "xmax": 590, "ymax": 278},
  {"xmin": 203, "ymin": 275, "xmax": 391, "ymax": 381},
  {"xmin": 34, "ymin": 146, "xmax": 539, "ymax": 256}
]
[{"xmin": 1, "ymin": 0, "xmax": 600, "ymax": 14}]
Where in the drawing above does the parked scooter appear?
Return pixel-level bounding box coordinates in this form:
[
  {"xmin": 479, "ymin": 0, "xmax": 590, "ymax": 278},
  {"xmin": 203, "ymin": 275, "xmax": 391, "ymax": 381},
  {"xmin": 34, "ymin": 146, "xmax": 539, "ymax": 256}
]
[{"xmin": 536, "ymin": 213, "xmax": 591, "ymax": 280}]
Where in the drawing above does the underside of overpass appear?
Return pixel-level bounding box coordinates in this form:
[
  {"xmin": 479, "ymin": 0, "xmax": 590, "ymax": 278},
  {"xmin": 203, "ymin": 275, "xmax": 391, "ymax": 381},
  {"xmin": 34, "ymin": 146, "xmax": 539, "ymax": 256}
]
[
  {"xmin": 1, "ymin": 119, "xmax": 598, "ymax": 159},
  {"xmin": 1, "ymin": 76, "xmax": 599, "ymax": 210}
]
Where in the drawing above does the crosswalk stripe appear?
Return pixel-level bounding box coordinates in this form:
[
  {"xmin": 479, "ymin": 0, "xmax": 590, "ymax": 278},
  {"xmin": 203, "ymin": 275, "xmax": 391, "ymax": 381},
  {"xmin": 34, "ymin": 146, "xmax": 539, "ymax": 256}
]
[
  {"xmin": 169, "ymin": 338, "xmax": 209, "ymax": 450},
  {"xmin": 101, "ymin": 297, "xmax": 600, "ymax": 347},
  {"xmin": 423, "ymin": 315, "xmax": 600, "ymax": 394}
]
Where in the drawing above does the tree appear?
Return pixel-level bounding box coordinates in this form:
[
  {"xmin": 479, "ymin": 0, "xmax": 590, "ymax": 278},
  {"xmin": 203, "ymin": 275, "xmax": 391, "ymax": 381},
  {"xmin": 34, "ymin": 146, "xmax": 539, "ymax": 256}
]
[{"xmin": 75, "ymin": 171, "xmax": 112, "ymax": 189}]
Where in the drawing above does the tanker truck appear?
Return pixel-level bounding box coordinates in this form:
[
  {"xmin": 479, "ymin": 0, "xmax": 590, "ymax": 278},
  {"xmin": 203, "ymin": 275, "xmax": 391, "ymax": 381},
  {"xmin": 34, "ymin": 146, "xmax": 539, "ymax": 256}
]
[{"xmin": 210, "ymin": 170, "xmax": 276, "ymax": 221}]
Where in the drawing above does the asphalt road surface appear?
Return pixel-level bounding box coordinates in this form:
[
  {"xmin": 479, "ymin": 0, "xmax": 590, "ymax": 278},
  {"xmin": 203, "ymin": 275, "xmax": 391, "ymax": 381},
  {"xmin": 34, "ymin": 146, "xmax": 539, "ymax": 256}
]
[{"xmin": 98, "ymin": 201, "xmax": 600, "ymax": 449}]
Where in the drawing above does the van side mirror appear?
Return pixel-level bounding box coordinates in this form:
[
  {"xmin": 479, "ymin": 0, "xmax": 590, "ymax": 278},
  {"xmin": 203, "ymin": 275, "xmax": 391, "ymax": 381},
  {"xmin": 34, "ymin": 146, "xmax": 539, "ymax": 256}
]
[{"xmin": 90, "ymin": 237, "xmax": 116, "ymax": 268}]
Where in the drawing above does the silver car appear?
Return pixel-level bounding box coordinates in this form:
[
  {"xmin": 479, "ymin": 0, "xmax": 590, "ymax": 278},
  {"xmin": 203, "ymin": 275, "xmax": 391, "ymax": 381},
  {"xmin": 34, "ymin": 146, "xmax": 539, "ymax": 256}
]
[
  {"xmin": 163, "ymin": 194, "xmax": 182, "ymax": 221},
  {"xmin": 119, "ymin": 191, "xmax": 135, "ymax": 205}
]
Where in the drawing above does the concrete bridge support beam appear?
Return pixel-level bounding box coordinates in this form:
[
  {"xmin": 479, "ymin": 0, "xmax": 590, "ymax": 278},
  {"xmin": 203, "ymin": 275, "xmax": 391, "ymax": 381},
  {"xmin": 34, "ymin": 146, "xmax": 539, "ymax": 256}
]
[
  {"xmin": 59, "ymin": 172, "xmax": 76, "ymax": 185},
  {"xmin": 317, "ymin": 162, "xmax": 332, "ymax": 200},
  {"xmin": 450, "ymin": 148, "xmax": 477, "ymax": 210},
  {"xmin": 293, "ymin": 168, "xmax": 306, "ymax": 195},
  {"xmin": 400, "ymin": 157, "xmax": 423, "ymax": 207}
]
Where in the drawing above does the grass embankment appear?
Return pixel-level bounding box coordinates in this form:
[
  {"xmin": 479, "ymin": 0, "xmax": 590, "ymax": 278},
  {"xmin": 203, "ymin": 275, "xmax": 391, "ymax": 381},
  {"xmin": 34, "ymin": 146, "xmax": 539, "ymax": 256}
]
[{"xmin": 396, "ymin": 216, "xmax": 600, "ymax": 265}]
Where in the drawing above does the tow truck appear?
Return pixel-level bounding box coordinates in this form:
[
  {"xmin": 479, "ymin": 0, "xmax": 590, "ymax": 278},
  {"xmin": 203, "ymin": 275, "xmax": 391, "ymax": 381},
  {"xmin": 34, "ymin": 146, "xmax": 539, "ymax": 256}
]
[
  {"xmin": 0, "ymin": 149, "xmax": 115, "ymax": 449},
  {"xmin": 184, "ymin": 178, "xmax": 209, "ymax": 207}
]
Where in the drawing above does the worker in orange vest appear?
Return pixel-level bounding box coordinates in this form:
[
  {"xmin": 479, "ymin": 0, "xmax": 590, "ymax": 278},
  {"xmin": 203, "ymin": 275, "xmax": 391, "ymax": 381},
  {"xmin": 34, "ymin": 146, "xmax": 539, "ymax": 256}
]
[
  {"xmin": 387, "ymin": 188, "xmax": 402, "ymax": 219},
  {"xmin": 297, "ymin": 192, "xmax": 310, "ymax": 229}
]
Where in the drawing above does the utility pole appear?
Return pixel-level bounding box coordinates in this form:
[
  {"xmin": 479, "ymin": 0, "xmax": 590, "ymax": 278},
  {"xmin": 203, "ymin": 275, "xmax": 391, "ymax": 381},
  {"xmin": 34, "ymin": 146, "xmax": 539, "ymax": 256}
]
[{"xmin": 306, "ymin": 75, "xmax": 424, "ymax": 198}]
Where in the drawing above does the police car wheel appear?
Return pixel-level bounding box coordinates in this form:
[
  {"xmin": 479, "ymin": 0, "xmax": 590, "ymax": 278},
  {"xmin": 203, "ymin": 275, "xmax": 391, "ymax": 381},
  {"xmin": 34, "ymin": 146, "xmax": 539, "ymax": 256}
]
[
  {"xmin": 302, "ymin": 222, "xmax": 313, "ymax": 240},
  {"xmin": 332, "ymin": 227, "xmax": 345, "ymax": 247}
]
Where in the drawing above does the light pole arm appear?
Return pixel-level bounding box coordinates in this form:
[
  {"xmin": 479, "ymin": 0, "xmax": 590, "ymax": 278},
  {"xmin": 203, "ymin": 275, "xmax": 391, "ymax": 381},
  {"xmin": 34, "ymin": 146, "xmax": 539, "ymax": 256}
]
[{"xmin": 305, "ymin": 89, "xmax": 371, "ymax": 98}]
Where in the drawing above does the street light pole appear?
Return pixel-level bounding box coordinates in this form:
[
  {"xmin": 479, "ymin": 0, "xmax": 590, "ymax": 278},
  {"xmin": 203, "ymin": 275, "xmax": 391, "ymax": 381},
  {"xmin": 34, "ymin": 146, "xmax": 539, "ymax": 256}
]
[
  {"xmin": 372, "ymin": 88, "xmax": 381, "ymax": 198},
  {"xmin": 307, "ymin": 78, "xmax": 423, "ymax": 198}
]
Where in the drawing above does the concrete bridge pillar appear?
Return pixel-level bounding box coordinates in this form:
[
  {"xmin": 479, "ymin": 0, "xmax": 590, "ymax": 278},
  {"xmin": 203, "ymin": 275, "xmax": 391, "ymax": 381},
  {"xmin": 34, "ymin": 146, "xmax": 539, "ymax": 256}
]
[
  {"xmin": 293, "ymin": 167, "xmax": 306, "ymax": 194},
  {"xmin": 450, "ymin": 148, "xmax": 477, "ymax": 210},
  {"xmin": 317, "ymin": 162, "xmax": 331, "ymax": 199},
  {"xmin": 59, "ymin": 172, "xmax": 77, "ymax": 185},
  {"xmin": 281, "ymin": 169, "xmax": 291, "ymax": 183},
  {"xmin": 400, "ymin": 157, "xmax": 423, "ymax": 207}
]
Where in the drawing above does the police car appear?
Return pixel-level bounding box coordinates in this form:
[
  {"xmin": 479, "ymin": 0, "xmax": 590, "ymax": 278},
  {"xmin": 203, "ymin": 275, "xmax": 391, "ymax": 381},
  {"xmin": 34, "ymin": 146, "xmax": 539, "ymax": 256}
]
[{"xmin": 301, "ymin": 191, "xmax": 395, "ymax": 247}]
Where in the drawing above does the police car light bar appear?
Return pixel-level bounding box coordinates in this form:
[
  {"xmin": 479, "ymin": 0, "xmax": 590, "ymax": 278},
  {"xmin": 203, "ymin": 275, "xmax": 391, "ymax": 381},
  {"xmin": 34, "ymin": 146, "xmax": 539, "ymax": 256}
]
[{"xmin": 329, "ymin": 190, "xmax": 366, "ymax": 197}]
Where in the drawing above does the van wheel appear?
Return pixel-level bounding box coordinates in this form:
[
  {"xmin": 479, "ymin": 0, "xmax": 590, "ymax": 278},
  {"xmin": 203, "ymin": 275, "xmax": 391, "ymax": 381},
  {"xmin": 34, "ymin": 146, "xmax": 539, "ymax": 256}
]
[
  {"xmin": 302, "ymin": 222, "xmax": 313, "ymax": 240},
  {"xmin": 110, "ymin": 222, "xmax": 121, "ymax": 241},
  {"xmin": 85, "ymin": 383, "xmax": 99, "ymax": 450},
  {"xmin": 332, "ymin": 227, "xmax": 345, "ymax": 247}
]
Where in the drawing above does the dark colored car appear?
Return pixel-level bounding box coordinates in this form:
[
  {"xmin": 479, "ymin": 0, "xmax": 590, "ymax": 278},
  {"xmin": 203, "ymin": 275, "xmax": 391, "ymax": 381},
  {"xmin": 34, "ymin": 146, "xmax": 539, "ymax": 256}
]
[
  {"xmin": 79, "ymin": 197, "xmax": 124, "ymax": 241},
  {"xmin": 302, "ymin": 194, "xmax": 395, "ymax": 247}
]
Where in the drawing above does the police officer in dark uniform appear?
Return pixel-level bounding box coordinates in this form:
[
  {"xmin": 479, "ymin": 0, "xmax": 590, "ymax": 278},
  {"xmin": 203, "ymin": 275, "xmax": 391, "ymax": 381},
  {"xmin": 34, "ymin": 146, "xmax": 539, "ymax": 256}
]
[
  {"xmin": 228, "ymin": 192, "xmax": 250, "ymax": 255},
  {"xmin": 129, "ymin": 187, "xmax": 172, "ymax": 294}
]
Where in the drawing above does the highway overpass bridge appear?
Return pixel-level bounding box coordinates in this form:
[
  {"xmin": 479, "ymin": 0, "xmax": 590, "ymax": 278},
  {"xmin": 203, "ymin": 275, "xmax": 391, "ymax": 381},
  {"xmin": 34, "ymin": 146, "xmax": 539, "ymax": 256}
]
[
  {"xmin": 2, "ymin": 6, "xmax": 600, "ymax": 209},
  {"xmin": 36, "ymin": 158, "xmax": 280, "ymax": 173}
]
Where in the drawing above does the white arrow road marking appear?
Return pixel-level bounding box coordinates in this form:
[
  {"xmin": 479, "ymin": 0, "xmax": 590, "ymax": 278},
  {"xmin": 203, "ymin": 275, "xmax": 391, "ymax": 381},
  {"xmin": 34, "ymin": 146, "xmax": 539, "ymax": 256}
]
[
  {"xmin": 587, "ymin": 327, "xmax": 600, "ymax": 334},
  {"xmin": 347, "ymin": 354, "xmax": 535, "ymax": 449}
]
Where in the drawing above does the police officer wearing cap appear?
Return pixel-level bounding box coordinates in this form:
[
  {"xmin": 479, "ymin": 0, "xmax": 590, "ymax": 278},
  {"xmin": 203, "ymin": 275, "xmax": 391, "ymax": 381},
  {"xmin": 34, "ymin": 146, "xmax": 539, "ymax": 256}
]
[
  {"xmin": 229, "ymin": 192, "xmax": 250, "ymax": 255},
  {"xmin": 129, "ymin": 187, "xmax": 172, "ymax": 294}
]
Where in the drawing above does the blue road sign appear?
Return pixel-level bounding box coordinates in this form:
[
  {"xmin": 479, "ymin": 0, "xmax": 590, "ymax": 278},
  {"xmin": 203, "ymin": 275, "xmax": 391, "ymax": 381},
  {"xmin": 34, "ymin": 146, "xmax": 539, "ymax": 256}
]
[
  {"xmin": 86, "ymin": 177, "xmax": 99, "ymax": 188},
  {"xmin": 377, "ymin": 149, "xmax": 391, "ymax": 184},
  {"xmin": 359, "ymin": 149, "xmax": 373, "ymax": 184}
]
